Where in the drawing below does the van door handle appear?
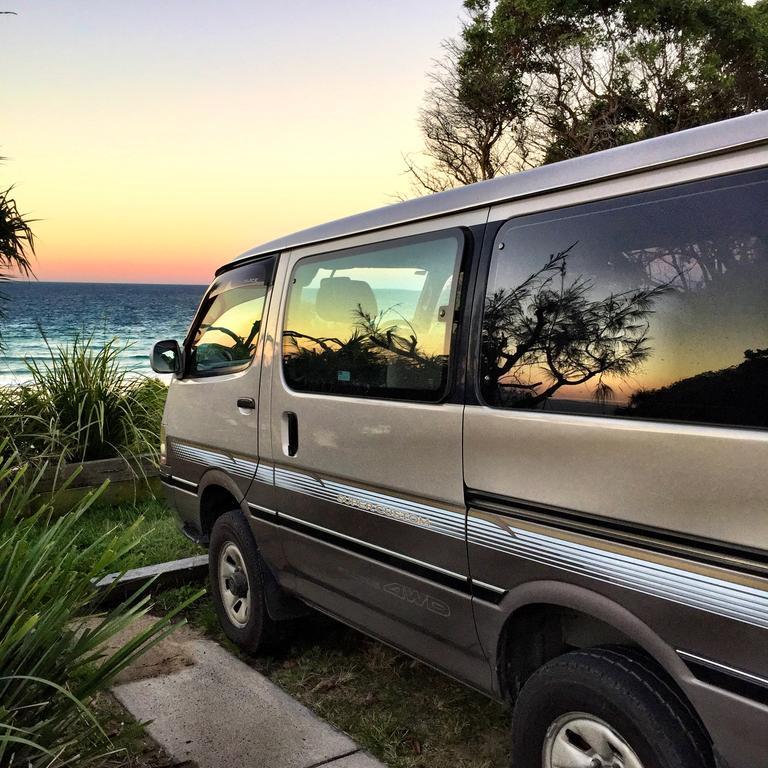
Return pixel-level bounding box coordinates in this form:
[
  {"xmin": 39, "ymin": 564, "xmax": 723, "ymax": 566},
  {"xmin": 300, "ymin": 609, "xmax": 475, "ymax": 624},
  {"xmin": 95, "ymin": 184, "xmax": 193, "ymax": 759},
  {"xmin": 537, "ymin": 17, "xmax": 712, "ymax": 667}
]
[
  {"xmin": 237, "ymin": 397, "xmax": 256, "ymax": 410},
  {"xmin": 283, "ymin": 411, "xmax": 299, "ymax": 456}
]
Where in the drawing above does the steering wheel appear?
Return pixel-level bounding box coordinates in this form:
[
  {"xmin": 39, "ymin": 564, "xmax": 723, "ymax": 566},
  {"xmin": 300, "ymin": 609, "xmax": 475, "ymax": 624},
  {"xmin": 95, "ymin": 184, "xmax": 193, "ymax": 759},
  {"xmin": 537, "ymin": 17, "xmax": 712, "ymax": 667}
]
[{"xmin": 205, "ymin": 326, "xmax": 244, "ymax": 346}]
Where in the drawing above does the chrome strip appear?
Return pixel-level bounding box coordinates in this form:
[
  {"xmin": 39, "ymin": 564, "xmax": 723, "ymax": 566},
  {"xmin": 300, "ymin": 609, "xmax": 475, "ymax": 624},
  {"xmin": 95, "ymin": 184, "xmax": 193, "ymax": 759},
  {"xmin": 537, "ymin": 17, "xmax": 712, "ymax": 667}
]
[
  {"xmin": 171, "ymin": 475, "xmax": 198, "ymax": 489},
  {"xmin": 254, "ymin": 463, "xmax": 273, "ymax": 485},
  {"xmin": 469, "ymin": 517, "xmax": 768, "ymax": 630},
  {"xmin": 161, "ymin": 478, "xmax": 198, "ymax": 497},
  {"xmin": 471, "ymin": 579, "xmax": 507, "ymax": 595},
  {"xmin": 279, "ymin": 511, "xmax": 468, "ymax": 583},
  {"xmin": 248, "ymin": 502, "xmax": 277, "ymax": 517},
  {"xmin": 273, "ymin": 465, "xmax": 465, "ymax": 539},
  {"xmin": 678, "ymin": 650, "xmax": 768, "ymax": 689}
]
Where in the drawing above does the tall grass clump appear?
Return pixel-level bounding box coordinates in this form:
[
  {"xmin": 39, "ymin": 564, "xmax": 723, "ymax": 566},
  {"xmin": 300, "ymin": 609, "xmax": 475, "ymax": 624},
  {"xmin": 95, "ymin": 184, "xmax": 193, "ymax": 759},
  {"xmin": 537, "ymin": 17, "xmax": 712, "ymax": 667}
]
[
  {"xmin": 0, "ymin": 446, "xmax": 200, "ymax": 767},
  {"xmin": 0, "ymin": 333, "xmax": 166, "ymax": 466}
]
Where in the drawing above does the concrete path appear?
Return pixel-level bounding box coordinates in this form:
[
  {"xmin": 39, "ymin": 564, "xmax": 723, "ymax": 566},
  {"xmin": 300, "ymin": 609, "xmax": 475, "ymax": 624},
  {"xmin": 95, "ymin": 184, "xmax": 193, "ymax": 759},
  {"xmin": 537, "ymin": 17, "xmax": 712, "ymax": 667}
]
[{"xmin": 110, "ymin": 618, "xmax": 384, "ymax": 768}]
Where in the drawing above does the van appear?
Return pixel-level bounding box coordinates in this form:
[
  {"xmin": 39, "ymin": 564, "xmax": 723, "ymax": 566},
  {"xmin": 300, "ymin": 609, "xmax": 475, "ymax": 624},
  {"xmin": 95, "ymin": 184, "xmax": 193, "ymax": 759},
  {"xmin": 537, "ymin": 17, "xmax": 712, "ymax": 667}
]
[{"xmin": 151, "ymin": 112, "xmax": 768, "ymax": 768}]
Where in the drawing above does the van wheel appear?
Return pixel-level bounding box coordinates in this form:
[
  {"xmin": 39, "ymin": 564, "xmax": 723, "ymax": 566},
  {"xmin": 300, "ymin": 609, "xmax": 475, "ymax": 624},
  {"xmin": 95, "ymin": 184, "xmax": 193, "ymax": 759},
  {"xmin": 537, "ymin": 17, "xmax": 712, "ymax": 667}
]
[
  {"xmin": 510, "ymin": 647, "xmax": 713, "ymax": 768},
  {"xmin": 209, "ymin": 510, "xmax": 284, "ymax": 653}
]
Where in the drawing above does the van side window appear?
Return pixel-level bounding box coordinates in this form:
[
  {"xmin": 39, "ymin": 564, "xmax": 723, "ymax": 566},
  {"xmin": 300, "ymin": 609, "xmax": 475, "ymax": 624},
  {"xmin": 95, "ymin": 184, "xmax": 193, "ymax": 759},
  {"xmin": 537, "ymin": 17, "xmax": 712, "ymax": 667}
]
[
  {"xmin": 282, "ymin": 232, "xmax": 463, "ymax": 400},
  {"xmin": 480, "ymin": 169, "xmax": 768, "ymax": 429},
  {"xmin": 188, "ymin": 257, "xmax": 275, "ymax": 376}
]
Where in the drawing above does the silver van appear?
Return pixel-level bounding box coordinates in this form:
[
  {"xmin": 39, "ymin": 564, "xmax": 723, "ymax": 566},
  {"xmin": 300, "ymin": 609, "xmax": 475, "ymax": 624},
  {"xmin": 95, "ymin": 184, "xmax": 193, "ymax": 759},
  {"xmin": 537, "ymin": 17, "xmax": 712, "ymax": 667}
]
[{"xmin": 152, "ymin": 112, "xmax": 768, "ymax": 768}]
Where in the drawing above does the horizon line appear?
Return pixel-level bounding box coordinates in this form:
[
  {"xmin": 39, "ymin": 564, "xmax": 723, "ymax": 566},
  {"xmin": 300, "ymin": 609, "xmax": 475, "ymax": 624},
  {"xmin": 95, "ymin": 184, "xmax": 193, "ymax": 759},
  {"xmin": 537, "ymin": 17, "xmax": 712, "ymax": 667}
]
[{"xmin": 7, "ymin": 279, "xmax": 209, "ymax": 287}]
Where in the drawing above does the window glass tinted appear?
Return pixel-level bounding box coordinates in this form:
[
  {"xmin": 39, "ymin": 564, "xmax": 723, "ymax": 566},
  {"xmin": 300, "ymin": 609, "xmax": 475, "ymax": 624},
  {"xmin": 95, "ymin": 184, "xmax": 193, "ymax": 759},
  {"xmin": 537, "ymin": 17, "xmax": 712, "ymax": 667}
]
[
  {"xmin": 481, "ymin": 170, "xmax": 768, "ymax": 428},
  {"xmin": 188, "ymin": 258, "xmax": 274, "ymax": 375},
  {"xmin": 283, "ymin": 233, "xmax": 462, "ymax": 400}
]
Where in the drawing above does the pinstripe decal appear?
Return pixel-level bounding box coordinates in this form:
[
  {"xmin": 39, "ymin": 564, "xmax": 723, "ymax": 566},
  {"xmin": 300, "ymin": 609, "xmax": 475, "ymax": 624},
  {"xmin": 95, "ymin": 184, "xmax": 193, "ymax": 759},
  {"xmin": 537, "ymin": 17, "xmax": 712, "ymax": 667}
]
[
  {"xmin": 171, "ymin": 441, "xmax": 258, "ymax": 480},
  {"xmin": 469, "ymin": 516, "xmax": 768, "ymax": 629},
  {"xmin": 169, "ymin": 439, "xmax": 768, "ymax": 627},
  {"xmin": 254, "ymin": 463, "xmax": 273, "ymax": 485},
  {"xmin": 272, "ymin": 465, "xmax": 465, "ymax": 539}
]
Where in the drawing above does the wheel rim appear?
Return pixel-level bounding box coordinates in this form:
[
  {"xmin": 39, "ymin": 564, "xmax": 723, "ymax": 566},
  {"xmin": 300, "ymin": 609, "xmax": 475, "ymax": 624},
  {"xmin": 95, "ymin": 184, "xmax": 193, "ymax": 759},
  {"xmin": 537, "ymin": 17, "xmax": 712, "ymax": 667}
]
[
  {"xmin": 543, "ymin": 712, "xmax": 645, "ymax": 768},
  {"xmin": 218, "ymin": 541, "xmax": 251, "ymax": 628}
]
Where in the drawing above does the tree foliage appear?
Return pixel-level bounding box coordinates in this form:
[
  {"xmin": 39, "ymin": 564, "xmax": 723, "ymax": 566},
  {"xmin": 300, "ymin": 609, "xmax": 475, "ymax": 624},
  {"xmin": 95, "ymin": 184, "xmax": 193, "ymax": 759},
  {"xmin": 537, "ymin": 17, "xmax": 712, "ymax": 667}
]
[
  {"xmin": 0, "ymin": 184, "xmax": 34, "ymax": 281},
  {"xmin": 406, "ymin": 0, "xmax": 768, "ymax": 192},
  {"xmin": 0, "ymin": 178, "xmax": 35, "ymax": 338}
]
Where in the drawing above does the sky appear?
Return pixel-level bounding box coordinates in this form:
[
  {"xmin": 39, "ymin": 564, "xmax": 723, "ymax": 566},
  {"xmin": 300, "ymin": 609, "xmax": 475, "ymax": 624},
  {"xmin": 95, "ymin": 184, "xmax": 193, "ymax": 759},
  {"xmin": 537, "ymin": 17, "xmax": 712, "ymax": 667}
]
[{"xmin": 1, "ymin": 1, "xmax": 464, "ymax": 284}]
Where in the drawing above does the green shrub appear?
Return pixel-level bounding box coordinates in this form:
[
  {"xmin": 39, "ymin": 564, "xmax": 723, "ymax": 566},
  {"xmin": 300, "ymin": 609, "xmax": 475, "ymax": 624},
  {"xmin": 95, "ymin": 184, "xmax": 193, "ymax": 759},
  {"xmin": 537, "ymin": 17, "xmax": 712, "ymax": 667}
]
[
  {"xmin": 0, "ymin": 334, "xmax": 166, "ymax": 466},
  {"xmin": 0, "ymin": 447, "xmax": 200, "ymax": 766}
]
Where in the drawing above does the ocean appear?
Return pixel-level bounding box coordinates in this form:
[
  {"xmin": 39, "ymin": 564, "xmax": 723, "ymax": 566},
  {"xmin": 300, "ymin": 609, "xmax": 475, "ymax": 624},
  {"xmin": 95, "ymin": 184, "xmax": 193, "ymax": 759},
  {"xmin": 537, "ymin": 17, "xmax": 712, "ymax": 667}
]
[{"xmin": 0, "ymin": 281, "xmax": 207, "ymax": 385}]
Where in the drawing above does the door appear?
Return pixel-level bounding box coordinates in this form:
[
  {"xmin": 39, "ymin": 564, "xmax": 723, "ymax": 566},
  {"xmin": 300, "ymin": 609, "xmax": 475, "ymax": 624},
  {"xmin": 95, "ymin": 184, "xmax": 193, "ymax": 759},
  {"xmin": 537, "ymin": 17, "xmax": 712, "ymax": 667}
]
[
  {"xmin": 163, "ymin": 256, "xmax": 276, "ymax": 496},
  {"xmin": 260, "ymin": 228, "xmax": 488, "ymax": 683}
]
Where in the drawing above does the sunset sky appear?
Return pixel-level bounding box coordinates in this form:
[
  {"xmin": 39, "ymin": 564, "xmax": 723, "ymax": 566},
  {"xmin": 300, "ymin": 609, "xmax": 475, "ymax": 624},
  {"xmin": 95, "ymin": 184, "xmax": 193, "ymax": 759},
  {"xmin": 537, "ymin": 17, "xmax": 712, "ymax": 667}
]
[{"xmin": 2, "ymin": 1, "xmax": 462, "ymax": 284}]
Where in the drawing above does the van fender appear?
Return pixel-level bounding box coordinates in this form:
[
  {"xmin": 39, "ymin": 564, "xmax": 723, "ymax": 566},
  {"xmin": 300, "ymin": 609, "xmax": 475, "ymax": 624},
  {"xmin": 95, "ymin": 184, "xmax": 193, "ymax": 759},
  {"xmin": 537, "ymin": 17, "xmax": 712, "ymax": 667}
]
[
  {"xmin": 495, "ymin": 579, "xmax": 693, "ymax": 686},
  {"xmin": 197, "ymin": 468, "xmax": 249, "ymax": 517}
]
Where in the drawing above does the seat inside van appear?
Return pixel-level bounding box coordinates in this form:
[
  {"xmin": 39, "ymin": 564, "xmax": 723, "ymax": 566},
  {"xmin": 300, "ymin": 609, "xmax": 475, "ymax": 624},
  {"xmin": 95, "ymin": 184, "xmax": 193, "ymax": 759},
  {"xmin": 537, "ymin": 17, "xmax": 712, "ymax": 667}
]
[{"xmin": 315, "ymin": 276, "xmax": 378, "ymax": 324}]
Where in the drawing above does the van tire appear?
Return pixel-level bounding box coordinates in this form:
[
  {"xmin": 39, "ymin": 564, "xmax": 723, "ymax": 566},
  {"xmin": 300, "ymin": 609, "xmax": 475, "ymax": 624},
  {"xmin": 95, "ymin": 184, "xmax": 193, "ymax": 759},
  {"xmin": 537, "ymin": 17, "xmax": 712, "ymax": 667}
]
[
  {"xmin": 209, "ymin": 510, "xmax": 285, "ymax": 654},
  {"xmin": 510, "ymin": 647, "xmax": 713, "ymax": 768}
]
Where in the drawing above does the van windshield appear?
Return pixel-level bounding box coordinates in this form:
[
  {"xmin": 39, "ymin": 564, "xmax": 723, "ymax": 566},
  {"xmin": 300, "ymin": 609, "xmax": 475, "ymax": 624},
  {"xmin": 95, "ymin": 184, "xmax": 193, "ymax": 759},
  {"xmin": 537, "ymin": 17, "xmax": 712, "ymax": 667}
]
[{"xmin": 188, "ymin": 258, "xmax": 274, "ymax": 375}]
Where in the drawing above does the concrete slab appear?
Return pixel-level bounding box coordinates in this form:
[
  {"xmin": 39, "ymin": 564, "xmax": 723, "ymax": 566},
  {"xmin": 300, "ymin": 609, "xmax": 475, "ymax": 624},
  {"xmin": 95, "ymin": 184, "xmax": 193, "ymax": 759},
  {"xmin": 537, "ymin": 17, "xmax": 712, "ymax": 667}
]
[
  {"xmin": 113, "ymin": 634, "xmax": 381, "ymax": 768},
  {"xmin": 94, "ymin": 554, "xmax": 208, "ymax": 606}
]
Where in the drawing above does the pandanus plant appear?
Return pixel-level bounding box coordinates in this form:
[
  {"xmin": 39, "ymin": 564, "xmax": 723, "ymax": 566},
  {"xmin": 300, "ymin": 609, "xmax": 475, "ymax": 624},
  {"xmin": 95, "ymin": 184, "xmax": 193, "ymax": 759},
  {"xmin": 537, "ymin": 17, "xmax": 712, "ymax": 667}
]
[{"xmin": 0, "ymin": 444, "xmax": 200, "ymax": 766}]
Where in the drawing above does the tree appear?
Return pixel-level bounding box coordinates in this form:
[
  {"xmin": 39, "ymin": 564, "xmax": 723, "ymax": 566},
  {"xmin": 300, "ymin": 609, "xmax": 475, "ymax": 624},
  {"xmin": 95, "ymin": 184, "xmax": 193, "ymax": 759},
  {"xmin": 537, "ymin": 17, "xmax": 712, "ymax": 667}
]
[
  {"xmin": 0, "ymin": 181, "xmax": 35, "ymax": 326},
  {"xmin": 403, "ymin": 40, "xmax": 525, "ymax": 193},
  {"xmin": 406, "ymin": 0, "xmax": 768, "ymax": 192}
]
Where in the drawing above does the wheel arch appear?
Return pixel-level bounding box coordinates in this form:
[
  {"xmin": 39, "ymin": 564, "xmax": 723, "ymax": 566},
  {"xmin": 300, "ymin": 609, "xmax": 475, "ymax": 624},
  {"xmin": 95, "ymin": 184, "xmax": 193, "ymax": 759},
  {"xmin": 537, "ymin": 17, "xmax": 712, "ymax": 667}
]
[
  {"xmin": 494, "ymin": 580, "xmax": 694, "ymax": 702},
  {"xmin": 197, "ymin": 469, "xmax": 249, "ymax": 541}
]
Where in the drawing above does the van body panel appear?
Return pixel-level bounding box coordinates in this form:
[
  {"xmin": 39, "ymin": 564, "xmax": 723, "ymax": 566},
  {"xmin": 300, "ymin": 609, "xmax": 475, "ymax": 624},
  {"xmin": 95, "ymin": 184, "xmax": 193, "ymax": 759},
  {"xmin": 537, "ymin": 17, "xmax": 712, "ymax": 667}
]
[
  {"xmin": 257, "ymin": 229, "xmax": 484, "ymax": 661},
  {"xmin": 469, "ymin": 513, "xmax": 768, "ymax": 675},
  {"xmin": 163, "ymin": 368, "xmax": 261, "ymax": 497},
  {"xmin": 276, "ymin": 531, "xmax": 493, "ymax": 690},
  {"xmin": 485, "ymin": 143, "xmax": 768, "ymax": 225},
  {"xmin": 161, "ymin": 257, "xmax": 276, "ymax": 498},
  {"xmin": 467, "ymin": 513, "xmax": 768, "ymax": 766},
  {"xmin": 283, "ymin": 208, "xmax": 489, "ymax": 262},
  {"xmin": 463, "ymin": 405, "xmax": 768, "ymax": 552}
]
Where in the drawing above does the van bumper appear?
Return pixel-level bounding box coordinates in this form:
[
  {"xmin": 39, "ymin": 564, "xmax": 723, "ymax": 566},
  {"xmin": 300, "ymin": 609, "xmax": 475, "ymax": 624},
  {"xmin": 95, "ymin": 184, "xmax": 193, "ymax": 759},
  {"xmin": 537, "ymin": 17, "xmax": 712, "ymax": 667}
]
[{"xmin": 159, "ymin": 474, "xmax": 203, "ymax": 542}]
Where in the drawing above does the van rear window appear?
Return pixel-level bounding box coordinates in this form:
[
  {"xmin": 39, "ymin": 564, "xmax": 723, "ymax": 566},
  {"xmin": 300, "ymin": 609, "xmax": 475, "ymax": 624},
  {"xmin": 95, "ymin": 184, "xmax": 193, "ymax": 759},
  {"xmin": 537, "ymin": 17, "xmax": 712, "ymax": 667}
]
[
  {"xmin": 282, "ymin": 232, "xmax": 463, "ymax": 401},
  {"xmin": 480, "ymin": 168, "xmax": 768, "ymax": 429}
]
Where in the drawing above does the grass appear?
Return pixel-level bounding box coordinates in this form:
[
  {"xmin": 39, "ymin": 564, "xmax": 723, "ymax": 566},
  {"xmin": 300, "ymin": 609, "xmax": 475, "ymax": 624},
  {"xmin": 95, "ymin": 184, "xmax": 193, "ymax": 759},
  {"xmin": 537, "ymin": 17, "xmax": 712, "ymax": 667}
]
[
  {"xmin": 253, "ymin": 622, "xmax": 510, "ymax": 768},
  {"xmin": 71, "ymin": 497, "xmax": 200, "ymax": 572},
  {"xmin": 90, "ymin": 694, "xmax": 175, "ymax": 768},
  {"xmin": 152, "ymin": 588, "xmax": 511, "ymax": 768},
  {"xmin": 87, "ymin": 499, "xmax": 510, "ymax": 767}
]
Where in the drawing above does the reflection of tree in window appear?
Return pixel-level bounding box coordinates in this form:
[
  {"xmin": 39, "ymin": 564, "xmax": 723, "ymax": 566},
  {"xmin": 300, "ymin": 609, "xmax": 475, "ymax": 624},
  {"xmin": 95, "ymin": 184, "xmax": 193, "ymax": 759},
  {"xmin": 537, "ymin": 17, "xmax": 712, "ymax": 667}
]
[
  {"xmin": 481, "ymin": 171, "xmax": 768, "ymax": 427},
  {"xmin": 284, "ymin": 304, "xmax": 447, "ymax": 395},
  {"xmin": 481, "ymin": 245, "xmax": 667, "ymax": 408},
  {"xmin": 282, "ymin": 237, "xmax": 461, "ymax": 399}
]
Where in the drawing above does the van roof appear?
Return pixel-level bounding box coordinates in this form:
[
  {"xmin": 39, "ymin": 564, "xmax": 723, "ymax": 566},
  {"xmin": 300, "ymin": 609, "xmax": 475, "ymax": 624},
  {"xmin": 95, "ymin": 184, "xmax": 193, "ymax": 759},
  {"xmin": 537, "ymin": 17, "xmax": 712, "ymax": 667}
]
[{"xmin": 223, "ymin": 111, "xmax": 768, "ymax": 273}]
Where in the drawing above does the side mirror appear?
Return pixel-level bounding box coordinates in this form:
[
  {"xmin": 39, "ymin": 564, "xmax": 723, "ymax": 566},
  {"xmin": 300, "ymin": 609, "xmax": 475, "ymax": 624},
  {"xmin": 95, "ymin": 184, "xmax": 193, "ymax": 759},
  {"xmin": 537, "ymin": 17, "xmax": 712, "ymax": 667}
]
[{"xmin": 151, "ymin": 339, "xmax": 182, "ymax": 375}]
